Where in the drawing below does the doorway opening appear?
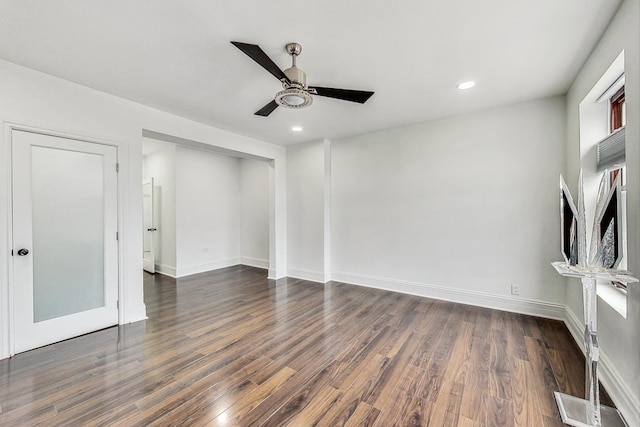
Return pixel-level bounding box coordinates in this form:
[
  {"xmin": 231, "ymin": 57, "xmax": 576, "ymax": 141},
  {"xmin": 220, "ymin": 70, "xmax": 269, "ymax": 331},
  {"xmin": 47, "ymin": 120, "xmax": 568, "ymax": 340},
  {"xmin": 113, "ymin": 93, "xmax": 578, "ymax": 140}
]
[{"xmin": 141, "ymin": 131, "xmax": 272, "ymax": 279}]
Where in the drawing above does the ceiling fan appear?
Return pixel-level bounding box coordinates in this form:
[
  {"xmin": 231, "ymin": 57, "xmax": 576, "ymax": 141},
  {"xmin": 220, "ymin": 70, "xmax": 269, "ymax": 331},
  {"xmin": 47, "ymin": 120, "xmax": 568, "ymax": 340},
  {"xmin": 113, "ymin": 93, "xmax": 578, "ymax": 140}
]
[{"xmin": 231, "ymin": 41, "xmax": 375, "ymax": 117}]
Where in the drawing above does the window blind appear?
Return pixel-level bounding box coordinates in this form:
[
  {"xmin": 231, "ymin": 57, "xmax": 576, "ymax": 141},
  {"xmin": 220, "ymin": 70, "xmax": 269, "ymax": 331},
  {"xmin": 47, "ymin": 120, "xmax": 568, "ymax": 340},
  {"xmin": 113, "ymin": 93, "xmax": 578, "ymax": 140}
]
[{"xmin": 597, "ymin": 126, "xmax": 625, "ymax": 170}]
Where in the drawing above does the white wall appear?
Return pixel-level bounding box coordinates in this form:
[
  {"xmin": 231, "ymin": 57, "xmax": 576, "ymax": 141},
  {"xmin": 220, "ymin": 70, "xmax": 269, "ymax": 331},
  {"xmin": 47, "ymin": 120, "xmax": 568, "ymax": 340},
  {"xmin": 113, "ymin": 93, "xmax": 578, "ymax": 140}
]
[
  {"xmin": 175, "ymin": 146, "xmax": 241, "ymax": 276},
  {"xmin": 565, "ymin": 0, "xmax": 640, "ymax": 423},
  {"xmin": 286, "ymin": 140, "xmax": 326, "ymax": 282},
  {"xmin": 0, "ymin": 58, "xmax": 287, "ymax": 359},
  {"xmin": 240, "ymin": 158, "xmax": 270, "ymax": 269},
  {"xmin": 143, "ymin": 145, "xmax": 270, "ymax": 277},
  {"xmin": 143, "ymin": 144, "xmax": 177, "ymax": 275},
  {"xmin": 330, "ymin": 97, "xmax": 567, "ymax": 317}
]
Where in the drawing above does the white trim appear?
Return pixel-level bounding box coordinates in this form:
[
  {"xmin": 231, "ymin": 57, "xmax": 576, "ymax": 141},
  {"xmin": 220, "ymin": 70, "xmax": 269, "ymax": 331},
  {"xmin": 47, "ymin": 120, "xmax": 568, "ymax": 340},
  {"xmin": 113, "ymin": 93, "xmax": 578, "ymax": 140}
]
[
  {"xmin": 596, "ymin": 282, "xmax": 627, "ymax": 318},
  {"xmin": 159, "ymin": 260, "xmax": 275, "ymax": 278},
  {"xmin": 564, "ymin": 306, "xmax": 640, "ymax": 427},
  {"xmin": 323, "ymin": 139, "xmax": 332, "ymax": 282},
  {"xmin": 142, "ymin": 129, "xmax": 271, "ymax": 162},
  {"xmin": 0, "ymin": 120, "xmax": 12, "ymax": 359},
  {"xmin": 288, "ymin": 268, "xmax": 326, "ymax": 284},
  {"xmin": 330, "ymin": 271, "xmax": 565, "ymax": 320},
  {"xmin": 155, "ymin": 263, "xmax": 177, "ymax": 278},
  {"xmin": 176, "ymin": 257, "xmax": 240, "ymax": 278},
  {"xmin": 123, "ymin": 303, "xmax": 148, "ymax": 324},
  {"xmin": 596, "ymin": 73, "xmax": 625, "ymax": 103},
  {"xmin": 116, "ymin": 138, "xmax": 127, "ymax": 327},
  {"xmin": 159, "ymin": 260, "xmax": 269, "ymax": 279},
  {"xmin": 240, "ymin": 256, "xmax": 269, "ymax": 269}
]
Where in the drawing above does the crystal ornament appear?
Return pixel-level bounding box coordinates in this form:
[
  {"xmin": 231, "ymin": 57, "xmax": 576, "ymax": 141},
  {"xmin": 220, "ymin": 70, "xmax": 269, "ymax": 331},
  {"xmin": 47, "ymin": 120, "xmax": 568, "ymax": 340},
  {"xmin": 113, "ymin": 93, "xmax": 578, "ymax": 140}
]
[
  {"xmin": 576, "ymin": 171, "xmax": 587, "ymax": 268},
  {"xmin": 553, "ymin": 171, "xmax": 636, "ymax": 427},
  {"xmin": 600, "ymin": 221, "xmax": 616, "ymax": 269},
  {"xmin": 589, "ymin": 172, "xmax": 609, "ymax": 267}
]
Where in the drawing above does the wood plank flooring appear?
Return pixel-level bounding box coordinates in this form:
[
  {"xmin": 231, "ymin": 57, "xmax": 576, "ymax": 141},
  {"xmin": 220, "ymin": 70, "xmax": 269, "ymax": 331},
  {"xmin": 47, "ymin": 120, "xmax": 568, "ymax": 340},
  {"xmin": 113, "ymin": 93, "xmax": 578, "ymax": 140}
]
[{"xmin": 0, "ymin": 265, "xmax": 613, "ymax": 426}]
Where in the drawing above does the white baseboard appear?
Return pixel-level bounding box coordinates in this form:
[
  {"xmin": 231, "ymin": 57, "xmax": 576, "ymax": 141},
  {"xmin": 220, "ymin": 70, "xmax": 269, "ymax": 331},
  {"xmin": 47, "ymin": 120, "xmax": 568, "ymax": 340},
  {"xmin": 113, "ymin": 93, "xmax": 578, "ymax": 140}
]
[
  {"xmin": 176, "ymin": 258, "xmax": 240, "ymax": 278},
  {"xmin": 123, "ymin": 303, "xmax": 147, "ymax": 324},
  {"xmin": 330, "ymin": 271, "xmax": 565, "ymax": 320},
  {"xmin": 240, "ymin": 256, "xmax": 269, "ymax": 269},
  {"xmin": 564, "ymin": 307, "xmax": 640, "ymax": 427},
  {"xmin": 155, "ymin": 263, "xmax": 177, "ymax": 278},
  {"xmin": 287, "ymin": 267, "xmax": 326, "ymax": 284}
]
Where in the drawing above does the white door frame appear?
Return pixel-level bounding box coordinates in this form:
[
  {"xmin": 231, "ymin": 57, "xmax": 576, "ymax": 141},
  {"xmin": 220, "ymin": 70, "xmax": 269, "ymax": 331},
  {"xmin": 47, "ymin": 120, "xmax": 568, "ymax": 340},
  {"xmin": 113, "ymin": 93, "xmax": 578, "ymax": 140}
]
[
  {"xmin": 142, "ymin": 177, "xmax": 156, "ymax": 274},
  {"xmin": 0, "ymin": 122, "xmax": 125, "ymax": 358}
]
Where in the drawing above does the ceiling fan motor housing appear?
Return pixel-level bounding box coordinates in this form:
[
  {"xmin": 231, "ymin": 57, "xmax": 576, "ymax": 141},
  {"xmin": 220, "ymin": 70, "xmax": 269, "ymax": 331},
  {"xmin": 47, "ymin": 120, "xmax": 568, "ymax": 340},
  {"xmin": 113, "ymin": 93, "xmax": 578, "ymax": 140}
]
[
  {"xmin": 276, "ymin": 65, "xmax": 313, "ymax": 108},
  {"xmin": 284, "ymin": 65, "xmax": 306, "ymax": 87}
]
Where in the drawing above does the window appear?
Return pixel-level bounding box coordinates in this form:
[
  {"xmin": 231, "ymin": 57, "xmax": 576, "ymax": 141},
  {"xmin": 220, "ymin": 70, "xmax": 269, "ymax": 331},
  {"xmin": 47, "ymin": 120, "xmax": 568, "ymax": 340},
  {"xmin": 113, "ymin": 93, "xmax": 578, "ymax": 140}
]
[
  {"xmin": 610, "ymin": 86, "xmax": 625, "ymax": 133},
  {"xmin": 597, "ymin": 81, "xmax": 625, "ymax": 170},
  {"xmin": 579, "ymin": 51, "xmax": 628, "ymax": 317},
  {"xmin": 609, "ymin": 167, "xmax": 623, "ymax": 188}
]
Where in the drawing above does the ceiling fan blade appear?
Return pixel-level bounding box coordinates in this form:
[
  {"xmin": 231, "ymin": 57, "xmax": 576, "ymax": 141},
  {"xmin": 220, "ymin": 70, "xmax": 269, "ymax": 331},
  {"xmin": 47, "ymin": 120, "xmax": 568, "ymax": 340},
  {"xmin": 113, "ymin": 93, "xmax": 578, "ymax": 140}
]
[
  {"xmin": 308, "ymin": 86, "xmax": 374, "ymax": 104},
  {"xmin": 255, "ymin": 100, "xmax": 279, "ymax": 117},
  {"xmin": 231, "ymin": 41, "xmax": 290, "ymax": 84}
]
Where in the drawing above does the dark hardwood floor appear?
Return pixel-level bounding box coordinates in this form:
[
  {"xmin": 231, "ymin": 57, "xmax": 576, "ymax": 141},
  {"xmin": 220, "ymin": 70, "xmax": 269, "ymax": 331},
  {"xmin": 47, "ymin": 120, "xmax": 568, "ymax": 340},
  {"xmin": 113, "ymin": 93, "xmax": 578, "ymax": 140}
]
[{"xmin": 0, "ymin": 265, "xmax": 612, "ymax": 426}]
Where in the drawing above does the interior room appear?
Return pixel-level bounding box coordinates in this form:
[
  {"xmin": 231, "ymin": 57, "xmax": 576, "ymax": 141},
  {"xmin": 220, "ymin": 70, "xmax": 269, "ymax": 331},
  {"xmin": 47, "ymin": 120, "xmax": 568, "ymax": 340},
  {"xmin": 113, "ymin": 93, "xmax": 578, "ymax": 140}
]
[
  {"xmin": 141, "ymin": 137, "xmax": 270, "ymax": 278},
  {"xmin": 0, "ymin": 0, "xmax": 638, "ymax": 425}
]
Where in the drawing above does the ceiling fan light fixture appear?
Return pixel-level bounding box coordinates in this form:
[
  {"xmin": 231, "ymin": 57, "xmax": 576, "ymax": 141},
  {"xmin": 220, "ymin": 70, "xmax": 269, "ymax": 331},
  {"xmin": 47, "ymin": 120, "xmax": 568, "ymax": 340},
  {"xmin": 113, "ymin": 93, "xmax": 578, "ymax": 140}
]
[{"xmin": 275, "ymin": 87, "xmax": 313, "ymax": 109}]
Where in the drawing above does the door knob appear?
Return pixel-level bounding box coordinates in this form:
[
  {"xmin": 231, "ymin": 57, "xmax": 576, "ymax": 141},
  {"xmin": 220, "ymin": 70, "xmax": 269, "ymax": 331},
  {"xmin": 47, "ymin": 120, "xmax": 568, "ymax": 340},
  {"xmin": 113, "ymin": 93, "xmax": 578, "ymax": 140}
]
[
  {"xmin": 147, "ymin": 228, "xmax": 157, "ymax": 232},
  {"xmin": 17, "ymin": 248, "xmax": 29, "ymax": 256}
]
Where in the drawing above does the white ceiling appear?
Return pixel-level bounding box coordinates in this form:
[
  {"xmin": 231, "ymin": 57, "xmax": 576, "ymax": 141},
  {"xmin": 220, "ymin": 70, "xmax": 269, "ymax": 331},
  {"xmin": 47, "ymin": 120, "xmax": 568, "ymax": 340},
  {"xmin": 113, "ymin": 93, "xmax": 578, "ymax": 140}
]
[{"xmin": 0, "ymin": 1, "xmax": 622, "ymax": 146}]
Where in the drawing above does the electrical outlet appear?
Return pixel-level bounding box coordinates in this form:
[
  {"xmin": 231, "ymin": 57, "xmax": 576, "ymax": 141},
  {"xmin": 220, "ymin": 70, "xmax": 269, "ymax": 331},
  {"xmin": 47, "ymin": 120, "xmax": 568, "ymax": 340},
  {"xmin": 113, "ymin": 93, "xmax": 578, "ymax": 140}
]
[{"xmin": 511, "ymin": 284, "xmax": 520, "ymax": 295}]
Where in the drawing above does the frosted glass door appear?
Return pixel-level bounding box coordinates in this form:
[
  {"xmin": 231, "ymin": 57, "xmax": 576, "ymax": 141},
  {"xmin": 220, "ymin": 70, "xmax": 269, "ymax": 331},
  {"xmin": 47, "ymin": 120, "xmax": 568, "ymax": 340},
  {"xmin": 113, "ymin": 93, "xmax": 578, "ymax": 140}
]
[{"xmin": 12, "ymin": 130, "xmax": 118, "ymax": 354}]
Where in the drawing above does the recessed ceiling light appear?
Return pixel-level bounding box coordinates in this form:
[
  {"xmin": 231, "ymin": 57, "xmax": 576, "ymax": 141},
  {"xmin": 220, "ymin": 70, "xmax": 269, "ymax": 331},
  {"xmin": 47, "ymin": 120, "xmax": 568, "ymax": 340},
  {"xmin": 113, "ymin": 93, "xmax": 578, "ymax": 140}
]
[
  {"xmin": 291, "ymin": 126, "xmax": 303, "ymax": 132},
  {"xmin": 457, "ymin": 81, "xmax": 476, "ymax": 90}
]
